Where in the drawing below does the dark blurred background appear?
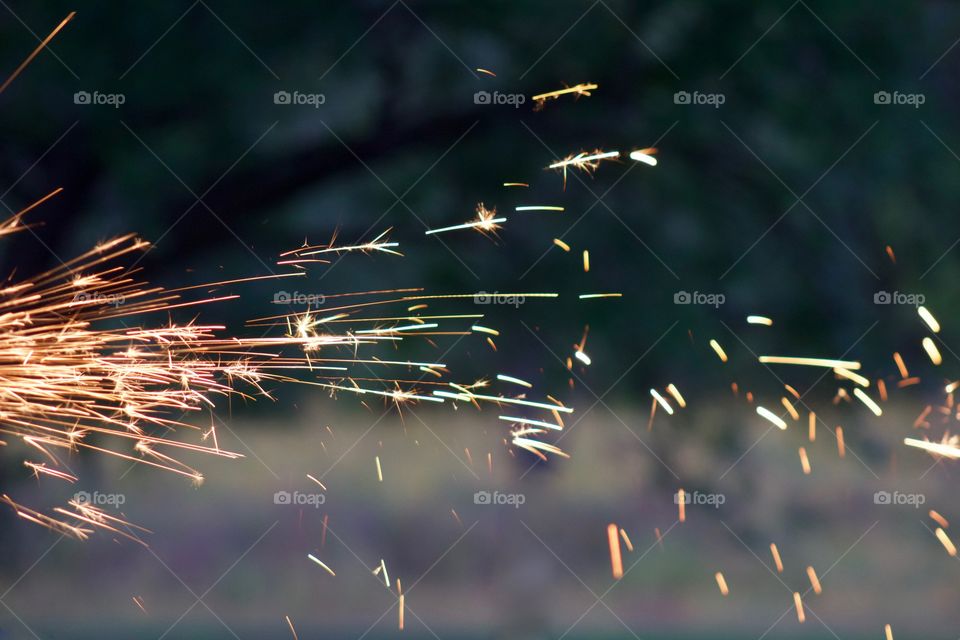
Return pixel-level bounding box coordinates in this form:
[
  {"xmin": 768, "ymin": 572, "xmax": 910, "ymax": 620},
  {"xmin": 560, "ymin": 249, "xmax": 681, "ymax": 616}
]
[{"xmin": 1, "ymin": 1, "xmax": 960, "ymax": 638}]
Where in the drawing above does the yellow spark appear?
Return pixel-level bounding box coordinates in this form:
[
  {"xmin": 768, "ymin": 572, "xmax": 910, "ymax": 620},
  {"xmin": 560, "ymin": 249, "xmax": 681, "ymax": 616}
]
[
  {"xmin": 918, "ymin": 306, "xmax": 940, "ymax": 333},
  {"xmin": 806, "ymin": 566, "xmax": 822, "ymax": 594},
  {"xmin": 781, "ymin": 397, "xmax": 800, "ymax": 421},
  {"xmin": 747, "ymin": 315, "xmax": 773, "ymax": 326},
  {"xmin": 884, "ymin": 623, "xmax": 893, "ymax": 640},
  {"xmin": 582, "ymin": 250, "xmax": 590, "ymax": 272},
  {"xmin": 499, "ymin": 416, "xmax": 562, "ymax": 431},
  {"xmin": 853, "ymin": 388, "xmax": 882, "ymax": 416},
  {"xmin": 607, "ymin": 523, "xmax": 623, "ymax": 579},
  {"xmin": 715, "ymin": 571, "xmax": 729, "ymax": 596},
  {"xmin": 834, "ymin": 367, "xmax": 869, "ymax": 387},
  {"xmin": 922, "ymin": 337, "xmax": 942, "ymax": 365},
  {"xmin": 516, "ymin": 205, "xmax": 564, "ymax": 212},
  {"xmin": 770, "ymin": 543, "xmax": 784, "ymax": 573},
  {"xmin": 709, "ymin": 339, "xmax": 728, "ymax": 362},
  {"xmin": 757, "ymin": 406, "xmax": 788, "ymax": 430},
  {"xmin": 375, "ymin": 456, "xmax": 383, "ymax": 482},
  {"xmin": 579, "ymin": 293, "xmax": 622, "ymax": 299},
  {"xmin": 471, "ymin": 325, "xmax": 500, "ymax": 336},
  {"xmin": 476, "ymin": 68, "xmax": 496, "ymax": 77},
  {"xmin": 798, "ymin": 447, "xmax": 811, "ymax": 475},
  {"xmin": 677, "ymin": 488, "xmax": 686, "ymax": 522},
  {"xmin": 532, "ymin": 82, "xmax": 598, "ymax": 105},
  {"xmin": 619, "ymin": 528, "xmax": 634, "ymax": 552},
  {"xmin": 759, "ymin": 356, "xmax": 861, "ymax": 370},
  {"xmin": 836, "ymin": 427, "xmax": 846, "ymax": 458},
  {"xmin": 793, "ymin": 592, "xmax": 805, "ymax": 623},
  {"xmin": 936, "ymin": 527, "xmax": 957, "ymax": 556},
  {"xmin": 553, "ymin": 238, "xmax": 571, "ymax": 251},
  {"xmin": 666, "ymin": 383, "xmax": 686, "ymax": 408},
  {"xmin": 496, "ymin": 374, "xmax": 532, "ymax": 388},
  {"xmin": 307, "ymin": 554, "xmax": 336, "ymax": 576},
  {"xmin": 503, "ymin": 182, "xmax": 528, "ymax": 187}
]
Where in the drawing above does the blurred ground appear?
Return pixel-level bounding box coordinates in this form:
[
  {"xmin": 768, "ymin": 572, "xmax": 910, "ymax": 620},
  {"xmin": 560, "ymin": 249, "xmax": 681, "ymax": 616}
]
[{"xmin": 2, "ymin": 397, "xmax": 957, "ymax": 638}]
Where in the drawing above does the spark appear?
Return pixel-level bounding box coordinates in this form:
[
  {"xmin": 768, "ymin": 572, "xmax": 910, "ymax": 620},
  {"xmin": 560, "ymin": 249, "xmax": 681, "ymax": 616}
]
[
  {"xmin": 806, "ymin": 566, "xmax": 822, "ymax": 594},
  {"xmin": 532, "ymin": 82, "xmax": 597, "ymax": 108},
  {"xmin": 770, "ymin": 543, "xmax": 784, "ymax": 572},
  {"xmin": 798, "ymin": 447, "xmax": 811, "ymax": 474},
  {"xmin": 759, "ymin": 356, "xmax": 861, "ymax": 370},
  {"xmin": 677, "ymin": 489, "xmax": 686, "ymax": 522},
  {"xmin": 893, "ymin": 352, "xmax": 909, "ymax": 378},
  {"xmin": 397, "ymin": 579, "xmax": 405, "ymax": 630},
  {"xmin": 582, "ymin": 250, "xmax": 590, "ymax": 272},
  {"xmin": 425, "ymin": 203, "xmax": 504, "ymax": 238},
  {"xmin": 516, "ymin": 205, "xmax": 564, "ymax": 212},
  {"xmin": 548, "ymin": 150, "xmax": 620, "ymax": 186},
  {"xmin": 709, "ymin": 339, "xmax": 728, "ymax": 363},
  {"xmin": 935, "ymin": 527, "xmax": 957, "ymax": 556},
  {"xmin": 607, "ymin": 523, "xmax": 623, "ymax": 579},
  {"xmin": 666, "ymin": 384, "xmax": 686, "ymax": 408},
  {"xmin": 922, "ymin": 337, "xmax": 942, "ymax": 365},
  {"xmin": 578, "ymin": 293, "xmax": 622, "ymax": 299},
  {"xmin": 853, "ymin": 388, "xmax": 882, "ymax": 416},
  {"xmin": 574, "ymin": 349, "xmax": 592, "ymax": 365},
  {"xmin": 628, "ymin": 148, "xmax": 658, "ymax": 166},
  {"xmin": 502, "ymin": 182, "xmax": 528, "ymax": 187},
  {"xmin": 808, "ymin": 412, "xmax": 816, "ymax": 441},
  {"xmin": 715, "ymin": 571, "xmax": 729, "ymax": 596},
  {"xmin": 285, "ymin": 615, "xmax": 299, "ymax": 640},
  {"xmin": 747, "ymin": 315, "xmax": 773, "ymax": 326},
  {"xmin": 0, "ymin": 11, "xmax": 76, "ymax": 95},
  {"xmin": 650, "ymin": 389, "xmax": 674, "ymax": 415},
  {"xmin": 497, "ymin": 374, "xmax": 532, "ymax": 388},
  {"xmin": 553, "ymin": 238, "xmax": 571, "ymax": 251},
  {"xmin": 930, "ymin": 510, "xmax": 950, "ymax": 528},
  {"xmin": 375, "ymin": 456, "xmax": 383, "ymax": 482},
  {"xmin": 499, "ymin": 416, "xmax": 562, "ymax": 431},
  {"xmin": 476, "ymin": 68, "xmax": 496, "ymax": 77},
  {"xmin": 885, "ymin": 624, "xmax": 893, "ymax": 640},
  {"xmin": 918, "ymin": 306, "xmax": 940, "ymax": 333},
  {"xmin": 757, "ymin": 406, "xmax": 787, "ymax": 430},
  {"xmin": 834, "ymin": 367, "xmax": 869, "ymax": 387},
  {"xmin": 307, "ymin": 553, "xmax": 336, "ymax": 576},
  {"xmin": 619, "ymin": 528, "xmax": 634, "ymax": 551},
  {"xmin": 904, "ymin": 437, "xmax": 960, "ymax": 459},
  {"xmin": 836, "ymin": 427, "xmax": 846, "ymax": 458},
  {"xmin": 793, "ymin": 592, "xmax": 805, "ymax": 623}
]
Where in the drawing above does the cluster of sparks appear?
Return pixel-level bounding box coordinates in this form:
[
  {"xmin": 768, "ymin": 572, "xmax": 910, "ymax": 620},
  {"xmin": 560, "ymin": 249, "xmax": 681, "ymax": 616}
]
[{"xmin": 6, "ymin": 16, "xmax": 960, "ymax": 638}]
